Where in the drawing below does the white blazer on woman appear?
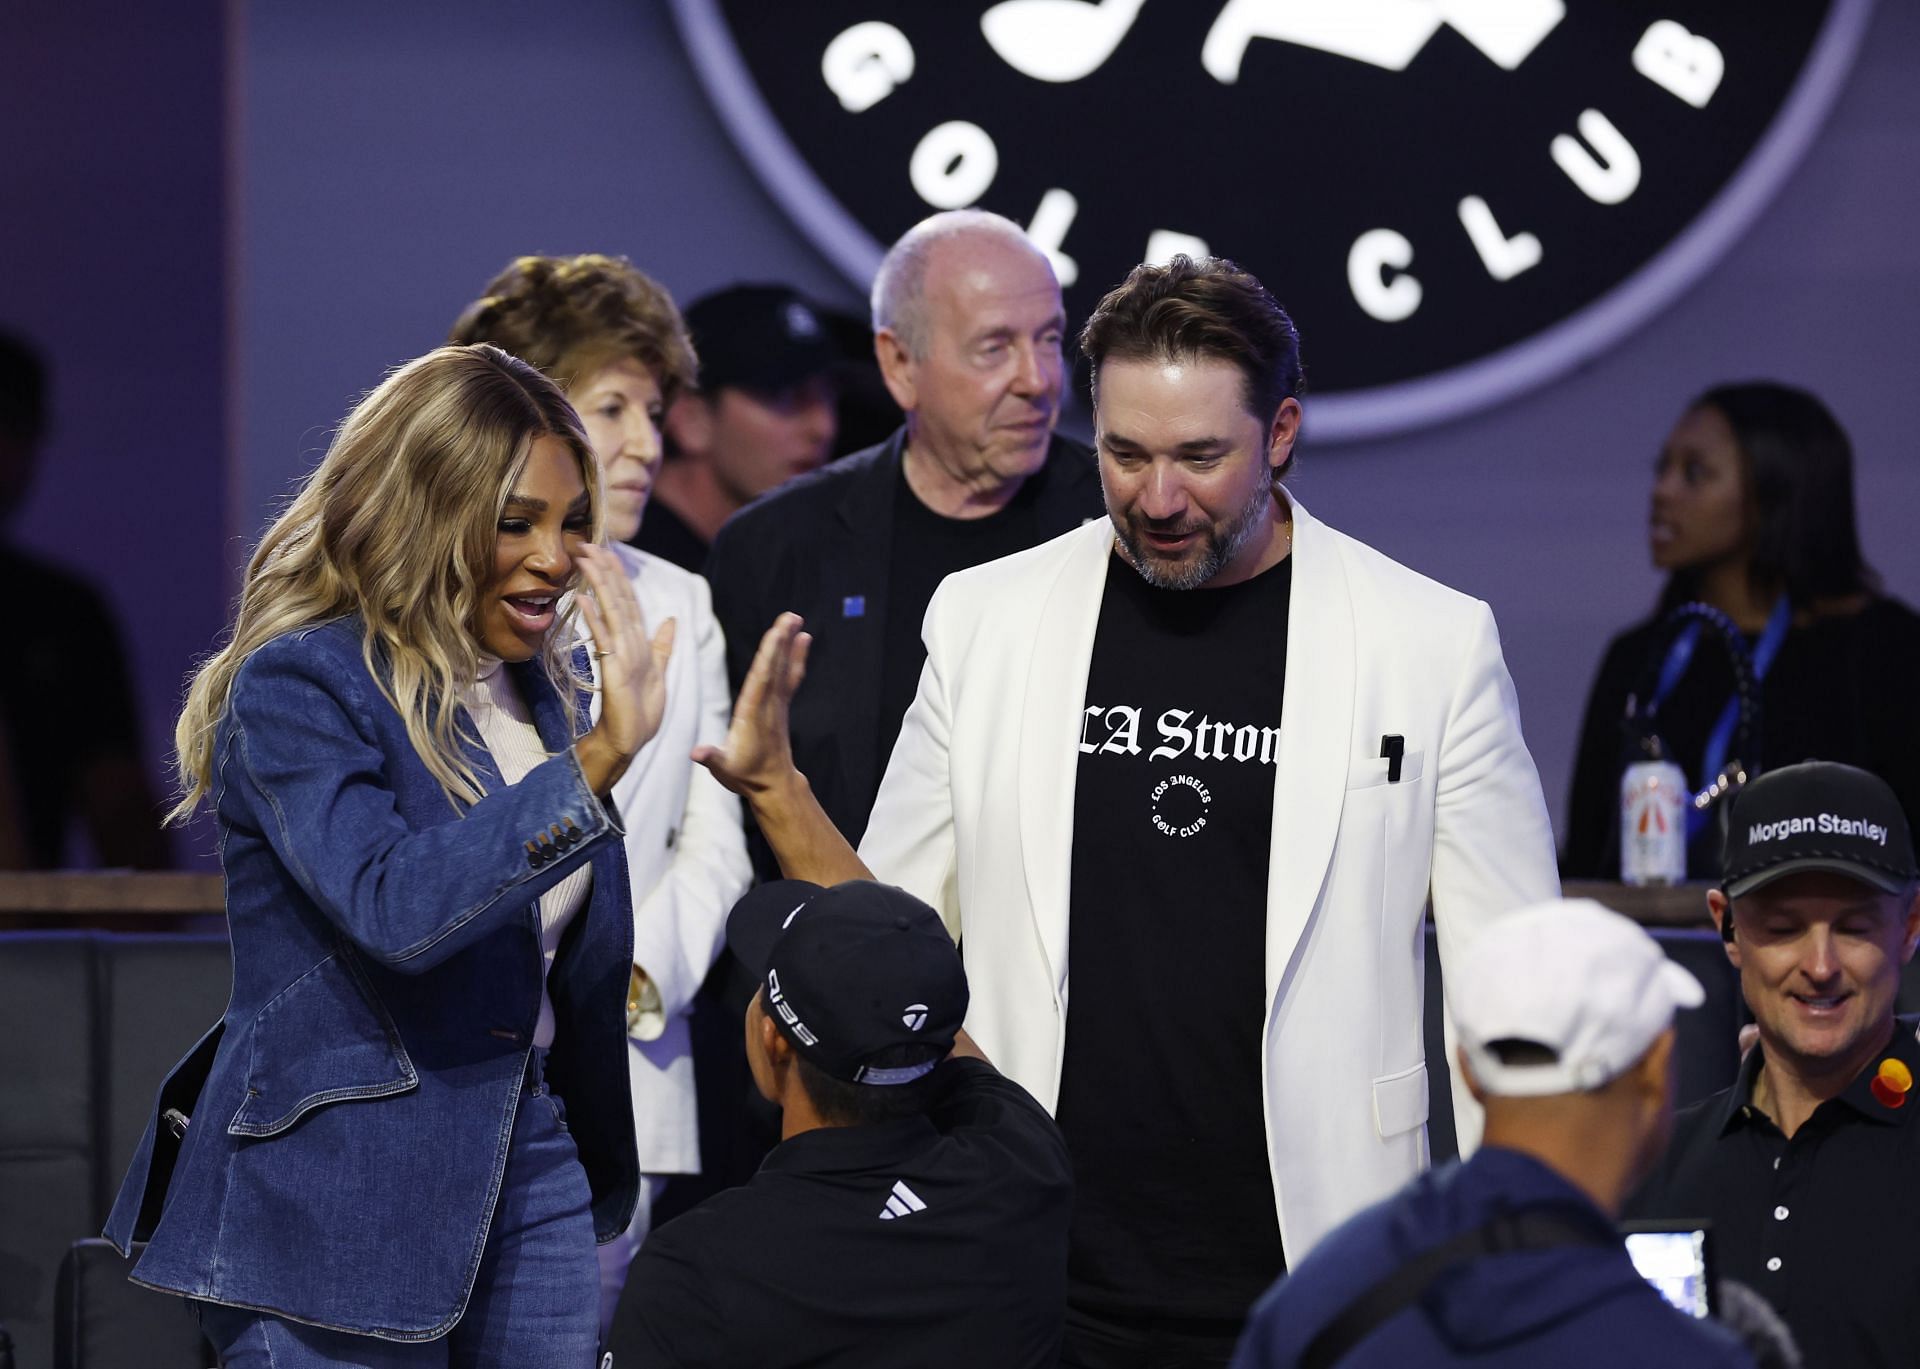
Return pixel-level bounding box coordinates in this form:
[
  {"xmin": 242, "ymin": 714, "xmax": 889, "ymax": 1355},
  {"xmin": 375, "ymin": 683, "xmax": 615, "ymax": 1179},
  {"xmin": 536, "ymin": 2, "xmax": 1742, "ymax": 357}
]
[
  {"xmin": 602, "ymin": 544, "xmax": 750, "ymax": 1176},
  {"xmin": 858, "ymin": 497, "xmax": 1558, "ymax": 1262}
]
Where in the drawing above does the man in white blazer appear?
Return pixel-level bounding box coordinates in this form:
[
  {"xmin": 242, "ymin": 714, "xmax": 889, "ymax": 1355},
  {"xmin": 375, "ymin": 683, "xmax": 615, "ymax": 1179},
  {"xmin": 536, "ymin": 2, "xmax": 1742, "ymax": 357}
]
[
  {"xmin": 859, "ymin": 258, "xmax": 1557, "ymax": 1366},
  {"xmin": 701, "ymin": 256, "xmax": 1558, "ymax": 1368}
]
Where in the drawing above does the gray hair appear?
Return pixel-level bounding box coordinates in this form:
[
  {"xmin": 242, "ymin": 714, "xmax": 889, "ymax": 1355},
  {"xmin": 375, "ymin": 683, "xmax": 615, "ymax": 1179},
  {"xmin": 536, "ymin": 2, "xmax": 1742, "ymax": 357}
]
[{"xmin": 869, "ymin": 210, "xmax": 1046, "ymax": 359}]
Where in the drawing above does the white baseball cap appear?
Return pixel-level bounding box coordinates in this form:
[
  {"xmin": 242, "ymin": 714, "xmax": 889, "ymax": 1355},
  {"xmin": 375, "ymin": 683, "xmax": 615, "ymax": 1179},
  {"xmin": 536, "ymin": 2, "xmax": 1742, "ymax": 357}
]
[{"xmin": 1451, "ymin": 899, "xmax": 1706, "ymax": 1097}]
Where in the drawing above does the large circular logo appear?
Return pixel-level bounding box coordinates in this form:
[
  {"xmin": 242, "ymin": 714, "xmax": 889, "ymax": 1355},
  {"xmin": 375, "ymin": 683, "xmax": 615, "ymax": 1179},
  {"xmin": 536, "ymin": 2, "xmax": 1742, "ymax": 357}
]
[{"xmin": 670, "ymin": 1, "xmax": 1871, "ymax": 440}]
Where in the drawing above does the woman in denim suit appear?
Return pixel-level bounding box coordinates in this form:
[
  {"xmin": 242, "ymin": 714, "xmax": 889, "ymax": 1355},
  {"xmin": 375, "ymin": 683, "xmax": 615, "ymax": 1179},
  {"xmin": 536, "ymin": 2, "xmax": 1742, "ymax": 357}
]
[
  {"xmin": 104, "ymin": 344, "xmax": 675, "ymax": 1366},
  {"xmin": 450, "ymin": 255, "xmax": 753, "ymax": 1329}
]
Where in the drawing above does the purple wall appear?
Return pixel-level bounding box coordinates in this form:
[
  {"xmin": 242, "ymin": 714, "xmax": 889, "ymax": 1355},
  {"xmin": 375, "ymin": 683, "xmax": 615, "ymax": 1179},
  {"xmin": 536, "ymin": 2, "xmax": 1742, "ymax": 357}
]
[
  {"xmin": 237, "ymin": 0, "xmax": 1920, "ymax": 851},
  {"xmin": 3, "ymin": 0, "xmax": 230, "ymax": 864},
  {"xmin": 14, "ymin": 2, "xmax": 1900, "ymax": 866}
]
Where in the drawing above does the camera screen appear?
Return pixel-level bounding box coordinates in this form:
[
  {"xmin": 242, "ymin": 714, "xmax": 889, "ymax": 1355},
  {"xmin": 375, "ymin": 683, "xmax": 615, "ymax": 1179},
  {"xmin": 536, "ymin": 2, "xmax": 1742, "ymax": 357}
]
[{"xmin": 1625, "ymin": 1228, "xmax": 1712, "ymax": 1318}]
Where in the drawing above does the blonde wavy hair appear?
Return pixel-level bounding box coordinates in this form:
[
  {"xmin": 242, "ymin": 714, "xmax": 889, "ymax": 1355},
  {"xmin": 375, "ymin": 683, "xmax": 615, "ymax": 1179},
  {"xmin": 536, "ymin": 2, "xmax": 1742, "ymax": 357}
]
[{"xmin": 169, "ymin": 343, "xmax": 602, "ymax": 822}]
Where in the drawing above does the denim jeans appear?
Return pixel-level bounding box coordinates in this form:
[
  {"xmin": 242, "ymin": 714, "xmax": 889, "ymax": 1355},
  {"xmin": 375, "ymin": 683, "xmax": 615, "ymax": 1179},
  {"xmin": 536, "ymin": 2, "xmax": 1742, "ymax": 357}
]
[
  {"xmin": 197, "ymin": 1055, "xmax": 600, "ymax": 1367},
  {"xmin": 593, "ymin": 1173, "xmax": 659, "ymax": 1336}
]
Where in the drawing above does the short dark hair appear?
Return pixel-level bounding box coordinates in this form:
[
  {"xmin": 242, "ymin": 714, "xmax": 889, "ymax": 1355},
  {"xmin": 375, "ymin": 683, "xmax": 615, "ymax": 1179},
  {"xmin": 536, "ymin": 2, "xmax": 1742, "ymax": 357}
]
[
  {"xmin": 1078, "ymin": 255, "xmax": 1304, "ymax": 474},
  {"xmin": 1485, "ymin": 1039, "xmax": 1561, "ymax": 1068},
  {"xmin": 1660, "ymin": 381, "xmax": 1877, "ymax": 612},
  {"xmin": 792, "ymin": 1047, "xmax": 939, "ymax": 1127}
]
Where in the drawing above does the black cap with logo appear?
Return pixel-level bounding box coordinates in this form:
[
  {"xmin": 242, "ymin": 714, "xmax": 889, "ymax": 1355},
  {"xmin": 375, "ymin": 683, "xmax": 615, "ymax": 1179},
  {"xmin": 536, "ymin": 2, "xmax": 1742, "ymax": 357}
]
[
  {"xmin": 685, "ymin": 283, "xmax": 841, "ymax": 394},
  {"xmin": 1721, "ymin": 761, "xmax": 1919, "ymax": 898},
  {"xmin": 727, "ymin": 880, "xmax": 968, "ymax": 1086}
]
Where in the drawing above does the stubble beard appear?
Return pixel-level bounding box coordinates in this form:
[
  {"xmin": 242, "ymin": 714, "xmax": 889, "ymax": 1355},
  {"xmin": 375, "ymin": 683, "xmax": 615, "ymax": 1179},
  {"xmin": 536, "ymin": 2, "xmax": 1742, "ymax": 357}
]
[{"xmin": 1117, "ymin": 479, "xmax": 1277, "ymax": 591}]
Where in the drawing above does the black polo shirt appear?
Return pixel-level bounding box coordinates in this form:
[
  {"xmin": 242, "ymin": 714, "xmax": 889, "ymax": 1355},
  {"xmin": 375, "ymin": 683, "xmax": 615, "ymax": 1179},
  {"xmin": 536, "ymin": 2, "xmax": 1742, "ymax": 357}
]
[
  {"xmin": 1629, "ymin": 1015, "xmax": 1920, "ymax": 1368},
  {"xmin": 608, "ymin": 1059, "xmax": 1072, "ymax": 1368}
]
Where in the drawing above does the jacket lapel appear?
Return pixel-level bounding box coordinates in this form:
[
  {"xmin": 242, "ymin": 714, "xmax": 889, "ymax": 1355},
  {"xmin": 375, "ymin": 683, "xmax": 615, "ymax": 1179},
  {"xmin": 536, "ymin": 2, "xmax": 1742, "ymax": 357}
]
[
  {"xmin": 830, "ymin": 431, "xmax": 907, "ymax": 823},
  {"xmin": 1265, "ymin": 497, "xmax": 1354, "ymax": 1007},
  {"xmin": 510, "ymin": 655, "xmax": 579, "ymax": 757},
  {"xmin": 1017, "ymin": 520, "xmax": 1115, "ymax": 995}
]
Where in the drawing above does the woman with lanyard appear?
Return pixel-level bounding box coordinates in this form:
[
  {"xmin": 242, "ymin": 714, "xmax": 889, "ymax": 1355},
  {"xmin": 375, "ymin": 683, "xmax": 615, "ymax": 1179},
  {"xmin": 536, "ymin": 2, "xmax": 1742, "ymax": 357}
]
[
  {"xmin": 1562, "ymin": 382, "xmax": 1920, "ymax": 880},
  {"xmin": 104, "ymin": 344, "xmax": 673, "ymax": 1366}
]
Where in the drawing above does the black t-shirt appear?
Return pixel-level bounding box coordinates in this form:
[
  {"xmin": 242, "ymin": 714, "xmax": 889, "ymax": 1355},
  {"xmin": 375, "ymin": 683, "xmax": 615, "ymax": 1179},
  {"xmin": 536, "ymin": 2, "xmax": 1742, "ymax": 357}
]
[
  {"xmin": 1056, "ymin": 551, "xmax": 1291, "ymax": 1325},
  {"xmin": 1628, "ymin": 1016, "xmax": 1920, "ymax": 1369},
  {"xmin": 877, "ymin": 463, "xmax": 1044, "ymax": 773},
  {"xmin": 609, "ymin": 1059, "xmax": 1072, "ymax": 1368},
  {"xmin": 628, "ymin": 498, "xmax": 710, "ymax": 575}
]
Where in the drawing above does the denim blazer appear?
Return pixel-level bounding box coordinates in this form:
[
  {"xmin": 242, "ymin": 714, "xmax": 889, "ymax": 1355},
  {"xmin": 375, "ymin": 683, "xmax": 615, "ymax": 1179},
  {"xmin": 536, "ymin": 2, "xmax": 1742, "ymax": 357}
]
[{"xmin": 103, "ymin": 618, "xmax": 639, "ymax": 1340}]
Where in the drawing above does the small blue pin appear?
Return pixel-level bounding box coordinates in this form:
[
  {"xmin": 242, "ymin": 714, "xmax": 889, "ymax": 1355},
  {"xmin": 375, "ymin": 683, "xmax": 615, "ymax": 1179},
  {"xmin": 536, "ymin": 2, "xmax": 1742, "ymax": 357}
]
[{"xmin": 842, "ymin": 595, "xmax": 866, "ymax": 618}]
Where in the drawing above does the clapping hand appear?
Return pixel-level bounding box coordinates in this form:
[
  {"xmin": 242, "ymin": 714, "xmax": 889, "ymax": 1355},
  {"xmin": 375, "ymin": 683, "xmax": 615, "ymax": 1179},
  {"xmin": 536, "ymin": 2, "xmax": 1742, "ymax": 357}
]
[{"xmin": 574, "ymin": 544, "xmax": 675, "ymax": 793}]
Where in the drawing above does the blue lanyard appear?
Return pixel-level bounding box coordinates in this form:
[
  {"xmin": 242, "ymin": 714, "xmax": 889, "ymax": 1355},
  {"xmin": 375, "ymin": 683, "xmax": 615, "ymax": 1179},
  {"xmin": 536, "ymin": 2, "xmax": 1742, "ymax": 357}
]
[{"xmin": 1648, "ymin": 595, "xmax": 1792, "ymax": 837}]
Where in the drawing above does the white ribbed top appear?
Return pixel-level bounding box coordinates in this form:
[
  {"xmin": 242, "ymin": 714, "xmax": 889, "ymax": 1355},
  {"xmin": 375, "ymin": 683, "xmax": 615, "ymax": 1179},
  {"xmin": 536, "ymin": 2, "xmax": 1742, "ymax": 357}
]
[{"xmin": 465, "ymin": 656, "xmax": 591, "ymax": 1049}]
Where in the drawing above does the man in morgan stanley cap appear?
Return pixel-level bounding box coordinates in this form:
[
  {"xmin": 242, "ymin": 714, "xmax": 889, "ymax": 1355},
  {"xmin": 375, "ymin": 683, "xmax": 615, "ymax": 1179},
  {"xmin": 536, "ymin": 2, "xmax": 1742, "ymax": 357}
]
[
  {"xmin": 607, "ymin": 880, "xmax": 1073, "ymax": 1369},
  {"xmin": 1630, "ymin": 761, "xmax": 1920, "ymax": 1368}
]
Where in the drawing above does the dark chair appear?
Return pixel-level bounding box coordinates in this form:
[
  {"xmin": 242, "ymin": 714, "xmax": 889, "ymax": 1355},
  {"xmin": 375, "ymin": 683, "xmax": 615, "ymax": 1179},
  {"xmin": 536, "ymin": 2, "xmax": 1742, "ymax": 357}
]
[
  {"xmin": 56, "ymin": 1240, "xmax": 210, "ymax": 1369},
  {"xmin": 0, "ymin": 932, "xmax": 227, "ymax": 1369}
]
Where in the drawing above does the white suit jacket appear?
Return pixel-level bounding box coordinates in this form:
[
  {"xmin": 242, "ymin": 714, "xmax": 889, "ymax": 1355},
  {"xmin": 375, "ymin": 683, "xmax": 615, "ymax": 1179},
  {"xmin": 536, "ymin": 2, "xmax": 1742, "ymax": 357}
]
[
  {"xmin": 858, "ymin": 498, "xmax": 1558, "ymax": 1261},
  {"xmin": 602, "ymin": 545, "xmax": 750, "ymax": 1175}
]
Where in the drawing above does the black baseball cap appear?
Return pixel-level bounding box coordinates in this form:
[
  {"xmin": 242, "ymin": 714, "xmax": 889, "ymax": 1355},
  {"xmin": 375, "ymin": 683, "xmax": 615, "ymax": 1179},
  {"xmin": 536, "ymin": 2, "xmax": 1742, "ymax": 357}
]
[
  {"xmin": 727, "ymin": 880, "xmax": 968, "ymax": 1085},
  {"xmin": 1721, "ymin": 761, "xmax": 1919, "ymax": 898},
  {"xmin": 685, "ymin": 284, "xmax": 840, "ymax": 394}
]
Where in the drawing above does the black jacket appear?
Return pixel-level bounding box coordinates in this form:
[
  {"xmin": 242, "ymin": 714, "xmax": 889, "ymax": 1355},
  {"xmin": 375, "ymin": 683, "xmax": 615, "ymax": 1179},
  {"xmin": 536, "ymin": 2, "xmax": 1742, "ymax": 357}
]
[{"xmin": 706, "ymin": 426, "xmax": 1102, "ymax": 877}]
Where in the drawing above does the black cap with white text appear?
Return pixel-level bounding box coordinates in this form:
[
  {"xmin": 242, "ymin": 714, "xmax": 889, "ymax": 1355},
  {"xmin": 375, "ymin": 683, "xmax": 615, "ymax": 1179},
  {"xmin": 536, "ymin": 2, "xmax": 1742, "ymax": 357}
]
[
  {"xmin": 1721, "ymin": 761, "xmax": 1918, "ymax": 898},
  {"xmin": 726, "ymin": 880, "xmax": 967, "ymax": 1086}
]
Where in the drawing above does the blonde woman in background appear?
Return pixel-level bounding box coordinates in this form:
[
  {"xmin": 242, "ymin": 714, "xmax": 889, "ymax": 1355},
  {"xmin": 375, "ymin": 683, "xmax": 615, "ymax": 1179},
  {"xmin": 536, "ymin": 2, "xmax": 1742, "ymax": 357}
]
[
  {"xmin": 452, "ymin": 255, "xmax": 751, "ymax": 1327},
  {"xmin": 104, "ymin": 344, "xmax": 674, "ymax": 1365}
]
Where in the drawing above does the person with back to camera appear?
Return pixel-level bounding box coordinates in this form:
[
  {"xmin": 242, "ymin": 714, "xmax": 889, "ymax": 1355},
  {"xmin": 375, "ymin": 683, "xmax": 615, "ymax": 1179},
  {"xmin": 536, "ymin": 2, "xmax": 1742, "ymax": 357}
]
[
  {"xmin": 1230, "ymin": 898, "xmax": 1754, "ymax": 1368},
  {"xmin": 1629, "ymin": 759, "xmax": 1920, "ymax": 1368},
  {"xmin": 606, "ymin": 876, "xmax": 1072, "ymax": 1368},
  {"xmin": 1562, "ymin": 383, "xmax": 1920, "ymax": 880},
  {"xmin": 102, "ymin": 344, "xmax": 674, "ymax": 1366},
  {"xmin": 449, "ymin": 254, "xmax": 752, "ymax": 1328}
]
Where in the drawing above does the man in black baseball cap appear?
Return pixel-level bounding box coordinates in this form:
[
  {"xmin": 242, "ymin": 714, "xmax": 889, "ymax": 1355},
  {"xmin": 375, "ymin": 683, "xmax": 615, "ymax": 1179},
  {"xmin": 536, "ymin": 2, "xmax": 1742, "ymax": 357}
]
[
  {"xmin": 642, "ymin": 284, "xmax": 841, "ymax": 571},
  {"xmin": 1631, "ymin": 760, "xmax": 1920, "ymax": 1368},
  {"xmin": 606, "ymin": 879, "xmax": 1071, "ymax": 1368}
]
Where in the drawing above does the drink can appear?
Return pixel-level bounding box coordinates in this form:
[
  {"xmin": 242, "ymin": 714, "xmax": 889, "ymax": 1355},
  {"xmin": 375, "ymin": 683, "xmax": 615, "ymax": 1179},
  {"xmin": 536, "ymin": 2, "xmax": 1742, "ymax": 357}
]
[{"xmin": 1621, "ymin": 759, "xmax": 1688, "ymax": 885}]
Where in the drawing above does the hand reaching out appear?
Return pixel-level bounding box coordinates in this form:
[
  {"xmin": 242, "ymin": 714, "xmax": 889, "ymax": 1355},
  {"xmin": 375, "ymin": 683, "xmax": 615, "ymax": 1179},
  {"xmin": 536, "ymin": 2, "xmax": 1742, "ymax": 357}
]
[
  {"xmin": 696, "ymin": 612, "xmax": 870, "ymax": 886},
  {"xmin": 693, "ymin": 612, "xmax": 811, "ymax": 798},
  {"xmin": 574, "ymin": 543, "xmax": 675, "ymax": 793}
]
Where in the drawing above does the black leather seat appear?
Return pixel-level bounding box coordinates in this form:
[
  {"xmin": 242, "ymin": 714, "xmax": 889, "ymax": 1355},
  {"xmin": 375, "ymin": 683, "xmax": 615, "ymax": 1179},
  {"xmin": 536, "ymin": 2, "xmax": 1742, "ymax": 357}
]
[
  {"xmin": 0, "ymin": 932, "xmax": 226, "ymax": 1369},
  {"xmin": 57, "ymin": 1240, "xmax": 210, "ymax": 1369}
]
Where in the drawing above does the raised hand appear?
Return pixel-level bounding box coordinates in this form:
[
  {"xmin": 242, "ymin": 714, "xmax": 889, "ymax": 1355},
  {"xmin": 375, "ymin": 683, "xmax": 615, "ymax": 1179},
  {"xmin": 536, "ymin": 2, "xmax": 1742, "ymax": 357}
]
[
  {"xmin": 693, "ymin": 612, "xmax": 811, "ymax": 798},
  {"xmin": 574, "ymin": 543, "xmax": 675, "ymax": 793},
  {"xmin": 695, "ymin": 612, "xmax": 871, "ymax": 886}
]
